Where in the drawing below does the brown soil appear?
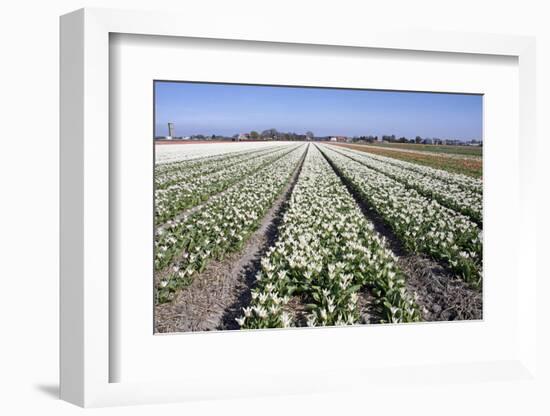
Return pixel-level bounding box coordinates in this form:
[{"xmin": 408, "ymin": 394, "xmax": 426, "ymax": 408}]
[
  {"xmin": 357, "ymin": 288, "xmax": 380, "ymax": 324},
  {"xmin": 399, "ymin": 255, "xmax": 482, "ymax": 321},
  {"xmin": 319, "ymin": 146, "xmax": 483, "ymax": 322},
  {"xmin": 283, "ymin": 295, "xmax": 309, "ymax": 327},
  {"xmin": 155, "ymin": 146, "xmax": 308, "ymax": 333}
]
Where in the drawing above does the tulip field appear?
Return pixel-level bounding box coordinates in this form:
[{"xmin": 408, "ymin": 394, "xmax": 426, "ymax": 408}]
[{"xmin": 154, "ymin": 141, "xmax": 483, "ymax": 332}]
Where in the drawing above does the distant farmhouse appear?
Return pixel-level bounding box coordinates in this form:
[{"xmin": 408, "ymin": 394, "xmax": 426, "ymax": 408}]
[{"xmin": 330, "ymin": 136, "xmax": 348, "ymax": 143}]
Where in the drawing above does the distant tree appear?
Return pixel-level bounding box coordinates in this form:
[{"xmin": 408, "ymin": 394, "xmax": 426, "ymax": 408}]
[
  {"xmin": 398, "ymin": 136, "xmax": 407, "ymax": 143},
  {"xmin": 283, "ymin": 132, "xmax": 297, "ymax": 141},
  {"xmin": 305, "ymin": 131, "xmax": 314, "ymax": 140},
  {"xmin": 415, "ymin": 136, "xmax": 422, "ymax": 144},
  {"xmin": 249, "ymin": 131, "xmax": 259, "ymax": 140},
  {"xmin": 261, "ymin": 128, "xmax": 278, "ymax": 139}
]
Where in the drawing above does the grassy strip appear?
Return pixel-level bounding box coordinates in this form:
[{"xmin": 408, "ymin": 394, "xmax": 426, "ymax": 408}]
[{"xmin": 365, "ymin": 142, "xmax": 482, "ymax": 157}]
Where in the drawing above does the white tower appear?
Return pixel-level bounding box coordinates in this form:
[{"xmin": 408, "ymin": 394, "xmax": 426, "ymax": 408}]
[{"xmin": 167, "ymin": 122, "xmax": 175, "ymax": 140}]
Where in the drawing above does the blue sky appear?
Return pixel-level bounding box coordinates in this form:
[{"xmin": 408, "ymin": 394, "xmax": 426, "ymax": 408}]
[{"xmin": 154, "ymin": 81, "xmax": 482, "ymax": 140}]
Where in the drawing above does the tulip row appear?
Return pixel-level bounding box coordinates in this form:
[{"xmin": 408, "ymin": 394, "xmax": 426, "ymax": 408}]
[
  {"xmin": 155, "ymin": 145, "xmax": 307, "ymax": 304},
  {"xmin": 155, "ymin": 145, "xmax": 279, "ymax": 189},
  {"xmin": 238, "ymin": 145, "xmax": 421, "ymax": 329},
  {"xmin": 155, "ymin": 145, "xmax": 299, "ymax": 225},
  {"xmin": 155, "ymin": 141, "xmax": 291, "ymax": 165},
  {"xmin": 340, "ymin": 145, "xmax": 483, "ymax": 194},
  {"xmin": 319, "ymin": 144, "xmax": 482, "ymax": 286},
  {"xmin": 330, "ymin": 145, "xmax": 482, "ymax": 225}
]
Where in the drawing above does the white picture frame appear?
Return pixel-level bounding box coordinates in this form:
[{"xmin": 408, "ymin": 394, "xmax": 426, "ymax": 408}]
[{"xmin": 60, "ymin": 7, "xmax": 538, "ymax": 408}]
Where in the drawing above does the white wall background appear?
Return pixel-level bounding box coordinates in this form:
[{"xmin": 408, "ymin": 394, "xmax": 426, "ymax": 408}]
[{"xmin": 0, "ymin": 0, "xmax": 548, "ymax": 415}]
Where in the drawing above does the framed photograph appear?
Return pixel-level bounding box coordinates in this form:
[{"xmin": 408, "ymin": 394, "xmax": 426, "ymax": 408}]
[
  {"xmin": 60, "ymin": 8, "xmax": 538, "ymax": 407},
  {"xmin": 151, "ymin": 81, "xmax": 483, "ymax": 334}
]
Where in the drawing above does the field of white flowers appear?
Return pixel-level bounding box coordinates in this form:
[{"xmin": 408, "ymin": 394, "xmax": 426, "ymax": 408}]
[
  {"xmin": 155, "ymin": 141, "xmax": 292, "ymax": 164},
  {"xmin": 154, "ymin": 141, "xmax": 483, "ymax": 331}
]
